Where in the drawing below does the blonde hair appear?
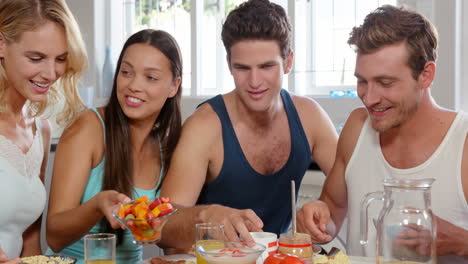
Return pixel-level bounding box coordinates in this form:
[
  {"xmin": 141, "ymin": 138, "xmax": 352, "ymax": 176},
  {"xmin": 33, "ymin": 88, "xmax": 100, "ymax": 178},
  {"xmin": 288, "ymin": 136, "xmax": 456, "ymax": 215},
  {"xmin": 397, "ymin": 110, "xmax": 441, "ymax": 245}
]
[{"xmin": 0, "ymin": 0, "xmax": 88, "ymax": 126}]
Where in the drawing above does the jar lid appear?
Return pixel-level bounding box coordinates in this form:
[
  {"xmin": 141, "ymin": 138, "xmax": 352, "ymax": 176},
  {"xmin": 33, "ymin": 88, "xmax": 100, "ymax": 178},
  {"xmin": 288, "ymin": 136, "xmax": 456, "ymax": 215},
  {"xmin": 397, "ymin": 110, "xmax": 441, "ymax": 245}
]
[
  {"xmin": 278, "ymin": 233, "xmax": 312, "ymax": 247},
  {"xmin": 383, "ymin": 178, "xmax": 435, "ymax": 189}
]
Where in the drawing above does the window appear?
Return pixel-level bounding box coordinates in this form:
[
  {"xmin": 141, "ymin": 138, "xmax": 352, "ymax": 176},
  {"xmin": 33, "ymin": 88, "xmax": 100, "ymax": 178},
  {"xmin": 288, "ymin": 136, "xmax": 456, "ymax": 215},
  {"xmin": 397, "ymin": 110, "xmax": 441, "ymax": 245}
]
[
  {"xmin": 294, "ymin": 0, "xmax": 396, "ymax": 95},
  {"xmin": 131, "ymin": 0, "xmax": 192, "ymax": 95},
  {"xmin": 117, "ymin": 0, "xmax": 396, "ymax": 96}
]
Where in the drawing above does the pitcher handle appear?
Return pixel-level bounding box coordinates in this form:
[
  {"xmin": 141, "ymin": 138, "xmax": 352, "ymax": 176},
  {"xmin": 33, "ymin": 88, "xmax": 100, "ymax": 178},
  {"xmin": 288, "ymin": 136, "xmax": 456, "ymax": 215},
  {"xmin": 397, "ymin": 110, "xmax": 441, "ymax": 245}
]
[{"xmin": 360, "ymin": 191, "xmax": 384, "ymax": 245}]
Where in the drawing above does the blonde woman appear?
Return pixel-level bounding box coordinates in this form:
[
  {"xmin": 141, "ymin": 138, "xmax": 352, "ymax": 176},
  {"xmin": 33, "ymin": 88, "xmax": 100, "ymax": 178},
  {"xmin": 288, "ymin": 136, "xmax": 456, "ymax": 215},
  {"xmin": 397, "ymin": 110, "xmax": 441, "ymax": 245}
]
[{"xmin": 0, "ymin": 0, "xmax": 87, "ymax": 262}]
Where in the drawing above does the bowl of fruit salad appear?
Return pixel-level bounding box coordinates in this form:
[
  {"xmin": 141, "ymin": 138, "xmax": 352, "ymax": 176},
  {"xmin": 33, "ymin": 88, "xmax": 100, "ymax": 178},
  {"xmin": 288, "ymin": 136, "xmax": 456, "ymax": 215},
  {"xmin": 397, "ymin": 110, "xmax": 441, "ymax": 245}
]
[
  {"xmin": 112, "ymin": 196, "xmax": 177, "ymax": 245},
  {"xmin": 196, "ymin": 241, "xmax": 266, "ymax": 264}
]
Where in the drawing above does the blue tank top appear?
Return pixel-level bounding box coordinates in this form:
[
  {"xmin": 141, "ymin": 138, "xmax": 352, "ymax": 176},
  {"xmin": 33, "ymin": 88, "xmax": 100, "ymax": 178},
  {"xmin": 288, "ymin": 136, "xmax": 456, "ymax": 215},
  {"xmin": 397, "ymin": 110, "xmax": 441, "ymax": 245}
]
[
  {"xmin": 46, "ymin": 108, "xmax": 164, "ymax": 264},
  {"xmin": 197, "ymin": 89, "xmax": 312, "ymax": 234}
]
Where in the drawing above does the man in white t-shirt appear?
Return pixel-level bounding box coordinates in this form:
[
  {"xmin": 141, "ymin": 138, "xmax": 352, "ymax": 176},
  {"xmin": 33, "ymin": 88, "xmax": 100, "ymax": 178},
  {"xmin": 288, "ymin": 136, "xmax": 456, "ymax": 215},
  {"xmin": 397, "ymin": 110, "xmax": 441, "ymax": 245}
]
[{"xmin": 297, "ymin": 5, "xmax": 468, "ymax": 263}]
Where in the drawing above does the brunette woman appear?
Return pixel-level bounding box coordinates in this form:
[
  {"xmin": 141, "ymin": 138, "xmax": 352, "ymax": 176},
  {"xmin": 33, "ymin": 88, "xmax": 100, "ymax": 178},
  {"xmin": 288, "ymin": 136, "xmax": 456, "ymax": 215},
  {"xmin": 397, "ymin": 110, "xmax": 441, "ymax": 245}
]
[{"xmin": 46, "ymin": 29, "xmax": 183, "ymax": 264}]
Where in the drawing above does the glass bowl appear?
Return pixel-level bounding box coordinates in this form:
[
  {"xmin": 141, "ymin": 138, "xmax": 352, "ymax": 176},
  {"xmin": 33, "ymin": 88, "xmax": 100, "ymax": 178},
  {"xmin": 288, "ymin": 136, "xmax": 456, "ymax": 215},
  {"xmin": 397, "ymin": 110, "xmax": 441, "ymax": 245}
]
[
  {"xmin": 196, "ymin": 241, "xmax": 266, "ymax": 264},
  {"xmin": 112, "ymin": 203, "xmax": 177, "ymax": 245}
]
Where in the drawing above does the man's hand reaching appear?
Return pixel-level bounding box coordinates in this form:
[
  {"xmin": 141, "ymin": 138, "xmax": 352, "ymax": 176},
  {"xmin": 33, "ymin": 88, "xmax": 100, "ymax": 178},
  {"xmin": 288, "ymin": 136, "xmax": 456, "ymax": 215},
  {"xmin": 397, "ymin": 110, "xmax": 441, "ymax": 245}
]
[
  {"xmin": 197, "ymin": 204, "xmax": 264, "ymax": 242},
  {"xmin": 296, "ymin": 200, "xmax": 334, "ymax": 243}
]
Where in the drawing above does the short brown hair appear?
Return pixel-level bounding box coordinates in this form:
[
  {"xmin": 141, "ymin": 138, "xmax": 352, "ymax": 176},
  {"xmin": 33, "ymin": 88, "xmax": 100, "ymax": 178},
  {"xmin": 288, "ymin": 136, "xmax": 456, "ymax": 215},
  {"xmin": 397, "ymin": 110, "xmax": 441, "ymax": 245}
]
[
  {"xmin": 348, "ymin": 5, "xmax": 438, "ymax": 79},
  {"xmin": 221, "ymin": 0, "xmax": 292, "ymax": 61}
]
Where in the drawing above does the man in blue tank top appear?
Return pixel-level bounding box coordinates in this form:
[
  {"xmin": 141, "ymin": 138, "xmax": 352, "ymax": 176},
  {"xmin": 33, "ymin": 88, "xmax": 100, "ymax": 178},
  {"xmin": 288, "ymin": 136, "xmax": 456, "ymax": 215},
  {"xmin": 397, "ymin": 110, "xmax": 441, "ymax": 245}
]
[{"xmin": 159, "ymin": 0, "xmax": 338, "ymax": 250}]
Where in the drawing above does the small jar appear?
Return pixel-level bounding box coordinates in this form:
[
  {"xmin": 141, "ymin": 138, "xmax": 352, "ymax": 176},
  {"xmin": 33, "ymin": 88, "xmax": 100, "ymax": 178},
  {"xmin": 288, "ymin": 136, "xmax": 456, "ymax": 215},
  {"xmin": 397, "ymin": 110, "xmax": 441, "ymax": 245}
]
[{"xmin": 278, "ymin": 233, "xmax": 313, "ymax": 264}]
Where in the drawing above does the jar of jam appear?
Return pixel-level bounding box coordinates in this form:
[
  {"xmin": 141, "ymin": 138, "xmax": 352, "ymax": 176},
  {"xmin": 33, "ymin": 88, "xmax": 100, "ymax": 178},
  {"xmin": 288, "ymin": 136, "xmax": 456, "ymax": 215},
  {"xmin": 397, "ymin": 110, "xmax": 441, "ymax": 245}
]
[{"xmin": 278, "ymin": 233, "xmax": 313, "ymax": 264}]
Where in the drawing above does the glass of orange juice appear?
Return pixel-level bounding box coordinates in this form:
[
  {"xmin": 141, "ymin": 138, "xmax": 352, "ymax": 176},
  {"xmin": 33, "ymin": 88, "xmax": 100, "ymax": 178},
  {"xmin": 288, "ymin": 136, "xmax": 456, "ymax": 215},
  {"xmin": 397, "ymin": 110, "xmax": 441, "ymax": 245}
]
[
  {"xmin": 195, "ymin": 223, "xmax": 225, "ymax": 264},
  {"xmin": 84, "ymin": 233, "xmax": 116, "ymax": 264}
]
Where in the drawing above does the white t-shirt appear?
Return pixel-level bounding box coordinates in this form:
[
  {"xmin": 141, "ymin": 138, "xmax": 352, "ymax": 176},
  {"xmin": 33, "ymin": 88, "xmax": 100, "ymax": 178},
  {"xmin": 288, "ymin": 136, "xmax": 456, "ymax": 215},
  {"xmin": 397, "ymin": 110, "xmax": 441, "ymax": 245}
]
[
  {"xmin": 345, "ymin": 111, "xmax": 468, "ymax": 264},
  {"xmin": 0, "ymin": 118, "xmax": 46, "ymax": 258}
]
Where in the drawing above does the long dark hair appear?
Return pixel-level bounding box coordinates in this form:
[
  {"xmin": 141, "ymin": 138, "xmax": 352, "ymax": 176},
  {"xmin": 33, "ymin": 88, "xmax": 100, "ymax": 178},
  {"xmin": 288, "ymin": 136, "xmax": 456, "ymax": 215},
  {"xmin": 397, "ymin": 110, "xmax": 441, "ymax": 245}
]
[{"xmin": 101, "ymin": 29, "xmax": 183, "ymax": 239}]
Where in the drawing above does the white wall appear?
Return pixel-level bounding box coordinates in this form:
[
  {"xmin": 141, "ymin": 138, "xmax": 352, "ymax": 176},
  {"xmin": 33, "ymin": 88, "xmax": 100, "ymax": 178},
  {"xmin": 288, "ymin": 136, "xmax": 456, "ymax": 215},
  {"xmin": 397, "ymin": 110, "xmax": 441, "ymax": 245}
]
[
  {"xmin": 461, "ymin": 0, "xmax": 468, "ymax": 112},
  {"xmin": 399, "ymin": 0, "xmax": 466, "ymax": 111},
  {"xmin": 66, "ymin": 0, "xmax": 101, "ymax": 97},
  {"xmin": 431, "ymin": 0, "xmax": 461, "ymax": 110}
]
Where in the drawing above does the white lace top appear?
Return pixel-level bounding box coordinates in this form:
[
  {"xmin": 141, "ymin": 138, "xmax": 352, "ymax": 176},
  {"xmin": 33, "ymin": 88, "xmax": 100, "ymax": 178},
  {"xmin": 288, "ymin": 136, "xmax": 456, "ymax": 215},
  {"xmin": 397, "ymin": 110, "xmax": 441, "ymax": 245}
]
[{"xmin": 0, "ymin": 118, "xmax": 47, "ymax": 258}]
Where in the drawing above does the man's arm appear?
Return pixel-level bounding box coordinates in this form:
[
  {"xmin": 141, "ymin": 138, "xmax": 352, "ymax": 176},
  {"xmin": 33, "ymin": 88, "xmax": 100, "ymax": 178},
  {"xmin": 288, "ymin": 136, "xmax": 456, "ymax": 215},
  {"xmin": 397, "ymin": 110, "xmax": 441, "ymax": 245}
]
[
  {"xmin": 158, "ymin": 110, "xmax": 212, "ymax": 250},
  {"xmin": 296, "ymin": 129, "xmax": 347, "ymax": 242},
  {"xmin": 160, "ymin": 106, "xmax": 216, "ymax": 207},
  {"xmin": 434, "ymin": 216, "xmax": 468, "ymax": 256},
  {"xmin": 159, "ymin": 106, "xmax": 263, "ymax": 249},
  {"xmin": 391, "ymin": 133, "xmax": 468, "ymax": 258},
  {"xmin": 297, "ymin": 108, "xmax": 367, "ymax": 242},
  {"xmin": 292, "ymin": 95, "xmax": 338, "ymax": 176},
  {"xmin": 433, "ymin": 132, "xmax": 468, "ymax": 257},
  {"xmin": 160, "ymin": 204, "xmax": 263, "ymax": 250}
]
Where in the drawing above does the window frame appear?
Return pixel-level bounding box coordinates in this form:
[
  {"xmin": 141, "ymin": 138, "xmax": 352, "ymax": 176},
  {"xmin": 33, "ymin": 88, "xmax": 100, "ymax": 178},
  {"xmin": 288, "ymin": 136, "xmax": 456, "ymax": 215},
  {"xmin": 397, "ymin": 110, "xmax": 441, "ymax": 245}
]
[
  {"xmin": 119, "ymin": 0, "xmax": 371, "ymax": 96},
  {"xmin": 112, "ymin": 0, "xmax": 445, "ymax": 99}
]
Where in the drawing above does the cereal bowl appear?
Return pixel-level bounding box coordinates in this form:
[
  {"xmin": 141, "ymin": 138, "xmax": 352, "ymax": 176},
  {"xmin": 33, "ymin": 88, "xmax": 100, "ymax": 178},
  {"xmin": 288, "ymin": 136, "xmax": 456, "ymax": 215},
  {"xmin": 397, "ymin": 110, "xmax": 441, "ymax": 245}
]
[{"xmin": 196, "ymin": 241, "xmax": 266, "ymax": 264}]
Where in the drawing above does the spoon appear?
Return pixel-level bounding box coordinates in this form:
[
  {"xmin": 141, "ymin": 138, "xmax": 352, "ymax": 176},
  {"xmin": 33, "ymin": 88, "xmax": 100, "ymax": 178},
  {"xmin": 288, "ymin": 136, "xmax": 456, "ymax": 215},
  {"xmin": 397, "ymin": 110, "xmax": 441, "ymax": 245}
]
[{"xmin": 291, "ymin": 180, "xmax": 296, "ymax": 236}]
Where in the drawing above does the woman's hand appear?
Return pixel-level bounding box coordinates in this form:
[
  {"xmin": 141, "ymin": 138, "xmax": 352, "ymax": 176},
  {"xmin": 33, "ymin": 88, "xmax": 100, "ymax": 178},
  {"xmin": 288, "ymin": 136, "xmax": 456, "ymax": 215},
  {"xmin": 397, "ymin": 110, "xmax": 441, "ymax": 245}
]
[
  {"xmin": 97, "ymin": 190, "xmax": 132, "ymax": 229},
  {"xmin": 0, "ymin": 247, "xmax": 20, "ymax": 264}
]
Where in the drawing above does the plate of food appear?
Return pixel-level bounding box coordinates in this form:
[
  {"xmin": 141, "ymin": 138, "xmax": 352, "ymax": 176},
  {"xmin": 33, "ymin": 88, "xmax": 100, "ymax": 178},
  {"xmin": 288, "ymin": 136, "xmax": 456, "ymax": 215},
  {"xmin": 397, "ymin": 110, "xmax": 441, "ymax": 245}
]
[
  {"xmin": 142, "ymin": 254, "xmax": 196, "ymax": 264},
  {"xmin": 20, "ymin": 254, "xmax": 77, "ymax": 264}
]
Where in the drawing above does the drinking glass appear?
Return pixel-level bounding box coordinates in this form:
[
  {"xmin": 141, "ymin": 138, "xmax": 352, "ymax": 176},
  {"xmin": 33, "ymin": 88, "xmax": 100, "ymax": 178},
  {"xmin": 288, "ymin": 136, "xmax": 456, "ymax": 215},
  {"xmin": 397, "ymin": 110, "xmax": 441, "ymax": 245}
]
[
  {"xmin": 84, "ymin": 233, "xmax": 116, "ymax": 264},
  {"xmin": 195, "ymin": 223, "xmax": 225, "ymax": 264}
]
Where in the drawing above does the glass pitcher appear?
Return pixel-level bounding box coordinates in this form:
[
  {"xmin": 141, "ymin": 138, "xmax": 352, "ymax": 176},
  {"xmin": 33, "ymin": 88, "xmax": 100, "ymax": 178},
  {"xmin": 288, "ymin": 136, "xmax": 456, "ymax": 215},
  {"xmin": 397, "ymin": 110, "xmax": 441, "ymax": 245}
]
[{"xmin": 360, "ymin": 178, "xmax": 437, "ymax": 264}]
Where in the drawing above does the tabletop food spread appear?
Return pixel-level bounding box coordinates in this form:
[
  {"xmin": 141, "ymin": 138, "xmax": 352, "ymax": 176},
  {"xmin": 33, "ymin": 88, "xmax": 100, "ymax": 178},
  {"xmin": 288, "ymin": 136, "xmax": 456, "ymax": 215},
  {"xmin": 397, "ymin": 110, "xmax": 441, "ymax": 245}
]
[{"xmin": 142, "ymin": 252, "xmax": 376, "ymax": 264}]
